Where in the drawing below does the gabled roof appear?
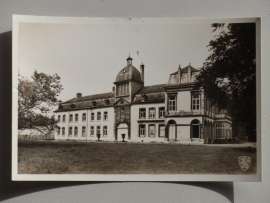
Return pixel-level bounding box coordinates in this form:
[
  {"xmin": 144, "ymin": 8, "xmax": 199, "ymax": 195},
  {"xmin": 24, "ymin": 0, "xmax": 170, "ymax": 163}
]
[{"xmin": 170, "ymin": 65, "xmax": 199, "ymax": 75}]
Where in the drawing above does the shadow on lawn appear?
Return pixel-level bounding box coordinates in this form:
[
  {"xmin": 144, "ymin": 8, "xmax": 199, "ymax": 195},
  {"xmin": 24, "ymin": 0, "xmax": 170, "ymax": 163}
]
[{"xmin": 0, "ymin": 31, "xmax": 233, "ymax": 203}]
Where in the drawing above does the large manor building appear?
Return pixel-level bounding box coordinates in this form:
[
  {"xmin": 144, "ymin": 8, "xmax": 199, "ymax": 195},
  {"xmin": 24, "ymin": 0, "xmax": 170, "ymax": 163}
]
[{"xmin": 54, "ymin": 56, "xmax": 232, "ymax": 144}]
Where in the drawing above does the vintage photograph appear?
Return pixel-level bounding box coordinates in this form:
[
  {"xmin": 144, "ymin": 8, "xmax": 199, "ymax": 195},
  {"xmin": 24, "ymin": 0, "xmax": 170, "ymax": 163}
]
[{"xmin": 12, "ymin": 16, "xmax": 260, "ymax": 181}]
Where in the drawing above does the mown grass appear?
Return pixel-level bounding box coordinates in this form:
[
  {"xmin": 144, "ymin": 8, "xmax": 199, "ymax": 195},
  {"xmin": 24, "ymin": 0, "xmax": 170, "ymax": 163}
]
[{"xmin": 18, "ymin": 140, "xmax": 256, "ymax": 174}]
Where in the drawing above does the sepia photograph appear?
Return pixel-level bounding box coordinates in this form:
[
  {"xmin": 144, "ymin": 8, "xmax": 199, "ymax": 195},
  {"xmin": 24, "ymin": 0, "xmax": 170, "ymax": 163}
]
[{"xmin": 12, "ymin": 16, "xmax": 261, "ymax": 181}]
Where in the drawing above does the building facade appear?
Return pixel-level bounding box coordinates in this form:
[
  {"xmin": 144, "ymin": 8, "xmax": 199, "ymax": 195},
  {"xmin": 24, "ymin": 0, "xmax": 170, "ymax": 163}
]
[{"xmin": 55, "ymin": 56, "xmax": 232, "ymax": 144}]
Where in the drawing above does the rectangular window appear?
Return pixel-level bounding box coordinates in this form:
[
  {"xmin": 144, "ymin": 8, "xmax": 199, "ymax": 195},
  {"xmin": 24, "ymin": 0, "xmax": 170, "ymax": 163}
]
[
  {"xmin": 58, "ymin": 115, "xmax": 61, "ymax": 122},
  {"xmin": 91, "ymin": 113, "xmax": 95, "ymax": 121},
  {"xmin": 75, "ymin": 114, "xmax": 78, "ymax": 122},
  {"xmin": 121, "ymin": 108, "xmax": 125, "ymax": 117},
  {"xmin": 104, "ymin": 112, "xmax": 108, "ymax": 121},
  {"xmin": 159, "ymin": 125, "xmax": 165, "ymax": 137},
  {"xmin": 74, "ymin": 127, "xmax": 78, "ymax": 137},
  {"xmin": 69, "ymin": 127, "xmax": 72, "ymax": 136},
  {"xmin": 149, "ymin": 108, "xmax": 155, "ymax": 119},
  {"xmin": 169, "ymin": 96, "xmax": 176, "ymax": 111},
  {"xmin": 97, "ymin": 112, "xmax": 101, "ymax": 120},
  {"xmin": 139, "ymin": 125, "xmax": 145, "ymax": 137},
  {"xmin": 63, "ymin": 115, "xmax": 66, "ymax": 123},
  {"xmin": 82, "ymin": 127, "xmax": 86, "ymax": 137},
  {"xmin": 149, "ymin": 125, "xmax": 155, "ymax": 137},
  {"xmin": 82, "ymin": 113, "xmax": 86, "ymax": 122},
  {"xmin": 62, "ymin": 127, "xmax": 65, "ymax": 136},
  {"xmin": 139, "ymin": 108, "xmax": 146, "ymax": 119},
  {"xmin": 159, "ymin": 107, "xmax": 165, "ymax": 118},
  {"xmin": 97, "ymin": 126, "xmax": 101, "ymax": 135},
  {"xmin": 57, "ymin": 127, "xmax": 60, "ymax": 136},
  {"xmin": 103, "ymin": 126, "xmax": 107, "ymax": 136},
  {"xmin": 117, "ymin": 83, "xmax": 129, "ymax": 96},
  {"xmin": 69, "ymin": 114, "xmax": 73, "ymax": 122},
  {"xmin": 192, "ymin": 94, "xmax": 200, "ymax": 110},
  {"xmin": 90, "ymin": 126, "xmax": 94, "ymax": 136}
]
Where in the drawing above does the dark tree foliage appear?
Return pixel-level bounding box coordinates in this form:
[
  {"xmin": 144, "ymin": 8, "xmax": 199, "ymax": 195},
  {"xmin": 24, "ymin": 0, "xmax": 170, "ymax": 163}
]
[
  {"xmin": 18, "ymin": 70, "xmax": 63, "ymax": 135},
  {"xmin": 196, "ymin": 23, "xmax": 256, "ymax": 141}
]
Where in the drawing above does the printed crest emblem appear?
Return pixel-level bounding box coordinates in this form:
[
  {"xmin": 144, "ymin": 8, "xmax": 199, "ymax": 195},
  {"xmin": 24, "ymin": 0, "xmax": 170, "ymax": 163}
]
[{"xmin": 239, "ymin": 156, "xmax": 251, "ymax": 171}]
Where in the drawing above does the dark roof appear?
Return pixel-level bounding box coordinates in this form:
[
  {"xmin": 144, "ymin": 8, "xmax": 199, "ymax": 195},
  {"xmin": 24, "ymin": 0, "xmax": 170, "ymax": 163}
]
[
  {"xmin": 170, "ymin": 65, "xmax": 199, "ymax": 75},
  {"xmin": 133, "ymin": 84, "xmax": 166, "ymax": 104},
  {"xmin": 138, "ymin": 84, "xmax": 166, "ymax": 94},
  {"xmin": 62, "ymin": 92, "xmax": 114, "ymax": 104},
  {"xmin": 115, "ymin": 65, "xmax": 142, "ymax": 82}
]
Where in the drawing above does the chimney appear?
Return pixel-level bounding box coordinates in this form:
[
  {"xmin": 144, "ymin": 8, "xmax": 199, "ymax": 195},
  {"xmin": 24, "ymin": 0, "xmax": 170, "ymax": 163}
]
[
  {"xmin": 140, "ymin": 63, "xmax": 144, "ymax": 82},
  {"xmin": 178, "ymin": 64, "xmax": 181, "ymax": 84},
  {"xmin": 76, "ymin": 93, "xmax": 82, "ymax": 98},
  {"xmin": 188, "ymin": 63, "xmax": 191, "ymax": 82},
  {"xmin": 112, "ymin": 86, "xmax": 115, "ymax": 93}
]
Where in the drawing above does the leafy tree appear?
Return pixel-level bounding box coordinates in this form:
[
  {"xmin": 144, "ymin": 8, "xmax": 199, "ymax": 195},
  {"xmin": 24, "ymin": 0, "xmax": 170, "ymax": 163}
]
[
  {"xmin": 196, "ymin": 23, "xmax": 256, "ymax": 141},
  {"xmin": 18, "ymin": 70, "xmax": 63, "ymax": 135}
]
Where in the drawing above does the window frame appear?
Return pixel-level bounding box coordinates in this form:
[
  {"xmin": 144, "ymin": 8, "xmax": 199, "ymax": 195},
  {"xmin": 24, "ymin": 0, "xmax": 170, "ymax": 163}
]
[
  {"xmin": 103, "ymin": 126, "xmax": 107, "ymax": 137},
  {"xmin": 90, "ymin": 126, "xmax": 95, "ymax": 136},
  {"xmin": 148, "ymin": 124, "xmax": 155, "ymax": 137},
  {"xmin": 139, "ymin": 124, "xmax": 146, "ymax": 137},
  {"xmin": 159, "ymin": 107, "xmax": 165, "ymax": 118},
  {"xmin": 158, "ymin": 124, "xmax": 166, "ymax": 137},
  {"xmin": 62, "ymin": 127, "xmax": 65, "ymax": 136},
  {"xmin": 191, "ymin": 93, "xmax": 200, "ymax": 110},
  {"xmin": 82, "ymin": 126, "xmax": 86, "ymax": 137},
  {"xmin": 82, "ymin": 113, "xmax": 86, "ymax": 122},
  {"xmin": 75, "ymin": 114, "xmax": 78, "ymax": 122},
  {"xmin": 74, "ymin": 127, "xmax": 78, "ymax": 137},
  {"xmin": 149, "ymin": 108, "xmax": 156, "ymax": 119},
  {"xmin": 69, "ymin": 127, "xmax": 72, "ymax": 136},
  {"xmin": 62, "ymin": 115, "xmax": 66, "ymax": 123},
  {"xmin": 97, "ymin": 126, "xmax": 101, "ymax": 135},
  {"xmin": 91, "ymin": 112, "xmax": 95, "ymax": 121},
  {"xmin": 69, "ymin": 114, "xmax": 73, "ymax": 122},
  {"xmin": 104, "ymin": 111, "xmax": 108, "ymax": 121},
  {"xmin": 139, "ymin": 108, "xmax": 146, "ymax": 119},
  {"xmin": 168, "ymin": 95, "xmax": 176, "ymax": 111},
  {"xmin": 97, "ymin": 112, "xmax": 101, "ymax": 121}
]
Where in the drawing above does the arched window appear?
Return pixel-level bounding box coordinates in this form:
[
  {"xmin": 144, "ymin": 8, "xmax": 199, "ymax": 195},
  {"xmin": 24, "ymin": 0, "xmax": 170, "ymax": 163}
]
[
  {"xmin": 91, "ymin": 112, "xmax": 95, "ymax": 121},
  {"xmin": 75, "ymin": 114, "xmax": 78, "ymax": 122},
  {"xmin": 82, "ymin": 113, "xmax": 86, "ymax": 122},
  {"xmin": 74, "ymin": 127, "xmax": 78, "ymax": 137},
  {"xmin": 191, "ymin": 119, "xmax": 200, "ymax": 139},
  {"xmin": 82, "ymin": 127, "xmax": 86, "ymax": 137},
  {"xmin": 97, "ymin": 112, "xmax": 101, "ymax": 120},
  {"xmin": 104, "ymin": 112, "xmax": 108, "ymax": 121},
  {"xmin": 103, "ymin": 126, "xmax": 107, "ymax": 136},
  {"xmin": 69, "ymin": 114, "xmax": 73, "ymax": 122}
]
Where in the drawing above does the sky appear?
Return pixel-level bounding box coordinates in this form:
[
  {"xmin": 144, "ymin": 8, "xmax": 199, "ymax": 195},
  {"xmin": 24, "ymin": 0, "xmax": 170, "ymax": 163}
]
[{"xmin": 18, "ymin": 20, "xmax": 219, "ymax": 102}]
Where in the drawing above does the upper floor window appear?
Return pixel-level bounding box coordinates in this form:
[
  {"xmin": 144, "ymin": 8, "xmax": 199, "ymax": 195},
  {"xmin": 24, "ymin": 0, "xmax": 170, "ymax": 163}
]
[
  {"xmin": 58, "ymin": 115, "xmax": 61, "ymax": 122},
  {"xmin": 82, "ymin": 113, "xmax": 86, "ymax": 122},
  {"xmin": 104, "ymin": 112, "xmax": 108, "ymax": 121},
  {"xmin": 82, "ymin": 127, "xmax": 86, "ymax": 137},
  {"xmin": 149, "ymin": 108, "xmax": 156, "ymax": 119},
  {"xmin": 97, "ymin": 112, "xmax": 101, "ymax": 120},
  {"xmin": 139, "ymin": 108, "xmax": 146, "ymax": 119},
  {"xmin": 62, "ymin": 127, "xmax": 65, "ymax": 136},
  {"xmin": 169, "ymin": 96, "xmax": 176, "ymax": 111},
  {"xmin": 159, "ymin": 107, "xmax": 165, "ymax": 118},
  {"xmin": 74, "ymin": 127, "xmax": 78, "ymax": 137},
  {"xmin": 91, "ymin": 113, "xmax": 95, "ymax": 121},
  {"xmin": 103, "ymin": 126, "xmax": 107, "ymax": 136},
  {"xmin": 121, "ymin": 108, "xmax": 125, "ymax": 117},
  {"xmin": 192, "ymin": 94, "xmax": 200, "ymax": 110},
  {"xmin": 63, "ymin": 115, "xmax": 66, "ymax": 122},
  {"xmin": 75, "ymin": 114, "xmax": 78, "ymax": 122},
  {"xmin": 117, "ymin": 83, "xmax": 129, "ymax": 96},
  {"xmin": 69, "ymin": 114, "xmax": 73, "ymax": 122}
]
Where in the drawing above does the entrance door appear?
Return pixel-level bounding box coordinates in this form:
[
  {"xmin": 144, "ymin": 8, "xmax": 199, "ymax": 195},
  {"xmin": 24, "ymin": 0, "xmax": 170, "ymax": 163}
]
[
  {"xmin": 169, "ymin": 125, "xmax": 176, "ymax": 139},
  {"xmin": 117, "ymin": 123, "xmax": 128, "ymax": 141}
]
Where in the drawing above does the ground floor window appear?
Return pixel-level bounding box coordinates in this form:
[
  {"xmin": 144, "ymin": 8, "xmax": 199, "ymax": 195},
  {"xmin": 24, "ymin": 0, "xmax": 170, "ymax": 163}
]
[
  {"xmin": 82, "ymin": 126, "xmax": 86, "ymax": 137},
  {"xmin": 149, "ymin": 125, "xmax": 155, "ymax": 137},
  {"xmin": 57, "ymin": 127, "xmax": 60, "ymax": 136},
  {"xmin": 69, "ymin": 127, "xmax": 72, "ymax": 136},
  {"xmin": 97, "ymin": 126, "xmax": 101, "ymax": 135},
  {"xmin": 215, "ymin": 122, "xmax": 231, "ymax": 139},
  {"xmin": 62, "ymin": 127, "xmax": 65, "ymax": 136},
  {"xmin": 139, "ymin": 125, "xmax": 145, "ymax": 137},
  {"xmin": 159, "ymin": 125, "xmax": 165, "ymax": 137},
  {"xmin": 103, "ymin": 126, "xmax": 107, "ymax": 136},
  {"xmin": 90, "ymin": 126, "xmax": 94, "ymax": 136},
  {"xmin": 74, "ymin": 127, "xmax": 78, "ymax": 137}
]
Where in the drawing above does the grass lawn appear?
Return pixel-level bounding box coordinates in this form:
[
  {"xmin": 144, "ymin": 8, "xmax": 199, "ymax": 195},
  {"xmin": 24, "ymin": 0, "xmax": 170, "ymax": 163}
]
[{"xmin": 18, "ymin": 140, "xmax": 256, "ymax": 174}]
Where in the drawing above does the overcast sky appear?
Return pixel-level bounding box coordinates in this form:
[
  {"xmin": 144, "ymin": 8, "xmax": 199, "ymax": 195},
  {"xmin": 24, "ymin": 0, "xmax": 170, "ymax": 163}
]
[{"xmin": 18, "ymin": 20, "xmax": 219, "ymax": 102}]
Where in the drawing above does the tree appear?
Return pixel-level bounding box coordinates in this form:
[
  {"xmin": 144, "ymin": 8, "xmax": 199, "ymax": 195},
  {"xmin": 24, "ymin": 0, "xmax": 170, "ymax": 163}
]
[
  {"xmin": 18, "ymin": 70, "xmax": 63, "ymax": 135},
  {"xmin": 196, "ymin": 23, "xmax": 256, "ymax": 141}
]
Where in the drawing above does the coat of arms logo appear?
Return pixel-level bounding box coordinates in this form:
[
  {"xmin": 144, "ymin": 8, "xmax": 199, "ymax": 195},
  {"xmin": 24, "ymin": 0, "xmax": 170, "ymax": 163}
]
[{"xmin": 239, "ymin": 156, "xmax": 251, "ymax": 171}]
